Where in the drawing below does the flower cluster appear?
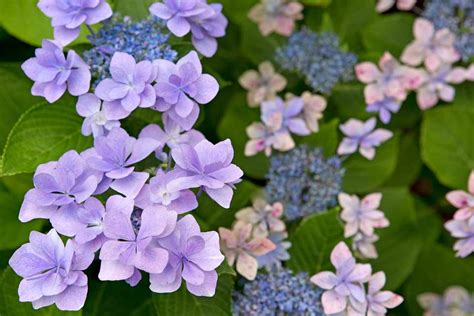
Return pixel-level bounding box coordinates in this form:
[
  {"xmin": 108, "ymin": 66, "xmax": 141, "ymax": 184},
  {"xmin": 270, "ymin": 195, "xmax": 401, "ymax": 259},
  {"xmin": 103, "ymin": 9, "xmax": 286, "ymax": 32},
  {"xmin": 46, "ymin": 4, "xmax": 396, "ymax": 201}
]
[
  {"xmin": 337, "ymin": 117, "xmax": 393, "ymax": 160},
  {"xmin": 275, "ymin": 29, "xmax": 357, "ymax": 94},
  {"xmin": 338, "ymin": 193, "xmax": 390, "ymax": 259},
  {"xmin": 445, "ymin": 171, "xmax": 474, "ymax": 258},
  {"xmin": 265, "ymin": 146, "xmax": 344, "ymax": 220},
  {"xmin": 418, "ymin": 286, "xmax": 474, "ymax": 316},
  {"xmin": 150, "ymin": 0, "xmax": 228, "ymax": 57},
  {"xmin": 312, "ymin": 242, "xmax": 403, "ymax": 315},
  {"xmin": 376, "ymin": 0, "xmax": 416, "ymax": 12},
  {"xmin": 232, "ymin": 268, "xmax": 324, "ymax": 316},
  {"xmin": 12, "ymin": 0, "xmax": 239, "ymax": 311},
  {"xmin": 423, "ymin": 0, "xmax": 474, "ymax": 61},
  {"xmin": 248, "ymin": 0, "xmax": 304, "ymax": 37},
  {"xmin": 83, "ymin": 14, "xmax": 177, "ymax": 86}
]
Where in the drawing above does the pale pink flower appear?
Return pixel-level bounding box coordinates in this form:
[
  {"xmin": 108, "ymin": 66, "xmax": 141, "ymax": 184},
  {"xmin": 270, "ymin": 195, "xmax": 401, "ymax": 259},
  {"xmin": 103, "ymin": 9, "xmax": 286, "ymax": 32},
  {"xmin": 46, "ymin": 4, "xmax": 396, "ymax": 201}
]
[
  {"xmin": 219, "ymin": 221, "xmax": 275, "ymax": 280},
  {"xmin": 447, "ymin": 171, "xmax": 474, "ymax": 222},
  {"xmin": 311, "ymin": 242, "xmax": 372, "ymax": 315},
  {"xmin": 365, "ymin": 272, "xmax": 404, "ymax": 315},
  {"xmin": 339, "ymin": 193, "xmax": 390, "ymax": 238},
  {"xmin": 290, "ymin": 91, "xmax": 327, "ymax": 133},
  {"xmin": 376, "ymin": 0, "xmax": 416, "ymax": 12},
  {"xmin": 244, "ymin": 121, "xmax": 295, "ymax": 157},
  {"xmin": 355, "ymin": 52, "xmax": 424, "ymax": 104},
  {"xmin": 235, "ymin": 198, "xmax": 285, "ymax": 238},
  {"xmin": 418, "ymin": 286, "xmax": 474, "ymax": 316},
  {"xmin": 239, "ymin": 61, "xmax": 287, "ymax": 107},
  {"xmin": 249, "ymin": 0, "xmax": 303, "ymax": 37},
  {"xmin": 338, "ymin": 118, "xmax": 393, "ymax": 160},
  {"xmin": 444, "ymin": 217, "xmax": 474, "ymax": 258},
  {"xmin": 353, "ymin": 233, "xmax": 380, "ymax": 260},
  {"xmin": 415, "ymin": 64, "xmax": 473, "ymax": 110},
  {"xmin": 401, "ymin": 18, "xmax": 460, "ymax": 71}
]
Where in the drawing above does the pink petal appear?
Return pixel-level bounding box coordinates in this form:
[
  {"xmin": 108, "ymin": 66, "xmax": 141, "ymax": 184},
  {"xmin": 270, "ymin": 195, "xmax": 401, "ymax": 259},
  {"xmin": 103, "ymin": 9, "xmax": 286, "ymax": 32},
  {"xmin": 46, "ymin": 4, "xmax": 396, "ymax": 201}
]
[
  {"xmin": 330, "ymin": 242, "xmax": 353, "ymax": 269},
  {"xmin": 414, "ymin": 18, "xmax": 434, "ymax": 40},
  {"xmin": 310, "ymin": 271, "xmax": 338, "ymax": 289},
  {"xmin": 355, "ymin": 62, "xmax": 380, "ymax": 83},
  {"xmin": 321, "ymin": 290, "xmax": 348, "ymax": 314},
  {"xmin": 236, "ymin": 252, "xmax": 258, "ymax": 280}
]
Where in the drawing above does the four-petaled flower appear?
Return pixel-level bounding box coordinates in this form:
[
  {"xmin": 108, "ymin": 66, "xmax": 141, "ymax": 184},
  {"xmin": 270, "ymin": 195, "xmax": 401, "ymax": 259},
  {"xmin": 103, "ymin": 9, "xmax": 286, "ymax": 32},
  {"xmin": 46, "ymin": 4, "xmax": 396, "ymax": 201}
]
[
  {"xmin": 365, "ymin": 272, "xmax": 404, "ymax": 315},
  {"xmin": 261, "ymin": 96, "xmax": 311, "ymax": 136},
  {"xmin": 300, "ymin": 91, "xmax": 327, "ymax": 132},
  {"xmin": 154, "ymin": 51, "xmax": 219, "ymax": 130},
  {"xmin": 219, "ymin": 221, "xmax": 275, "ymax": 280},
  {"xmin": 248, "ymin": 0, "xmax": 303, "ymax": 37},
  {"xmin": 150, "ymin": 215, "xmax": 225, "ymax": 296},
  {"xmin": 401, "ymin": 18, "xmax": 460, "ymax": 71},
  {"xmin": 22, "ymin": 40, "xmax": 91, "ymax": 103},
  {"xmin": 76, "ymin": 93, "xmax": 120, "ymax": 137},
  {"xmin": 239, "ymin": 61, "xmax": 287, "ymax": 107},
  {"xmin": 338, "ymin": 118, "xmax": 393, "ymax": 160},
  {"xmin": 38, "ymin": 0, "xmax": 112, "ymax": 45},
  {"xmin": 235, "ymin": 198, "xmax": 285, "ymax": 238},
  {"xmin": 244, "ymin": 121, "xmax": 295, "ymax": 157},
  {"xmin": 9, "ymin": 230, "xmax": 93, "ymax": 311}
]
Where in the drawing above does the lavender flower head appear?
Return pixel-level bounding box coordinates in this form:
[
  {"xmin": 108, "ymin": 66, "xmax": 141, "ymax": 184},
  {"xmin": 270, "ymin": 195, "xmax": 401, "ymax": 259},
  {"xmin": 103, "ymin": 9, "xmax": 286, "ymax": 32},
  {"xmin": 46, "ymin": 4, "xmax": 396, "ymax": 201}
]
[
  {"xmin": 22, "ymin": 40, "xmax": 91, "ymax": 103},
  {"xmin": 261, "ymin": 97, "xmax": 311, "ymax": 137},
  {"xmin": 232, "ymin": 268, "xmax": 324, "ymax": 316},
  {"xmin": 19, "ymin": 150, "xmax": 102, "ymax": 237},
  {"xmin": 150, "ymin": 214, "xmax": 225, "ymax": 297},
  {"xmin": 154, "ymin": 51, "xmax": 219, "ymax": 130},
  {"xmin": 38, "ymin": 0, "xmax": 112, "ymax": 45},
  {"xmin": 275, "ymin": 29, "xmax": 357, "ymax": 94},
  {"xmin": 99, "ymin": 196, "xmax": 177, "ymax": 286},
  {"xmin": 266, "ymin": 145, "xmax": 344, "ymax": 220},
  {"xmin": 9, "ymin": 230, "xmax": 94, "ymax": 311},
  {"xmin": 170, "ymin": 139, "xmax": 243, "ymax": 208},
  {"xmin": 83, "ymin": 14, "xmax": 177, "ymax": 86},
  {"xmin": 150, "ymin": 0, "xmax": 228, "ymax": 57}
]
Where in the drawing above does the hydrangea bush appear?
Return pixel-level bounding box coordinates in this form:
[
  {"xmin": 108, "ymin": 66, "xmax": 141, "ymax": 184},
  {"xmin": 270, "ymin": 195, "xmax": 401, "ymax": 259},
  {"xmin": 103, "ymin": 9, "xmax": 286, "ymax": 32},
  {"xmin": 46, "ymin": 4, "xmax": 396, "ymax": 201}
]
[{"xmin": 0, "ymin": 0, "xmax": 473, "ymax": 315}]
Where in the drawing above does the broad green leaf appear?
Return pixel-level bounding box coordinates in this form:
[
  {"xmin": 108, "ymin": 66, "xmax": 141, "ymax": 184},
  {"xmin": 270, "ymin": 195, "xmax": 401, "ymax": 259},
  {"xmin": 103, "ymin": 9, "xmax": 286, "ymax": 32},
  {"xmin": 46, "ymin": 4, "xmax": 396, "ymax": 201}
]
[
  {"xmin": 302, "ymin": 0, "xmax": 332, "ymax": 7},
  {"xmin": 0, "ymin": 0, "xmax": 89, "ymax": 46},
  {"xmin": 287, "ymin": 209, "xmax": 344, "ymax": 274},
  {"xmin": 218, "ymin": 0, "xmax": 256, "ymax": 25},
  {"xmin": 0, "ymin": 63, "xmax": 42, "ymax": 150},
  {"xmin": 384, "ymin": 131, "xmax": 422, "ymax": 187},
  {"xmin": 113, "ymin": 0, "xmax": 155, "ymax": 19},
  {"xmin": 239, "ymin": 22, "xmax": 280, "ymax": 65},
  {"xmin": 330, "ymin": 84, "xmax": 371, "ymax": 122},
  {"xmin": 0, "ymin": 99, "xmax": 92, "ymax": 177},
  {"xmin": 371, "ymin": 187, "xmax": 422, "ymax": 290},
  {"xmin": 362, "ymin": 13, "xmax": 415, "ymax": 57},
  {"xmin": 404, "ymin": 244, "xmax": 474, "ymax": 315},
  {"xmin": 343, "ymin": 133, "xmax": 400, "ymax": 193},
  {"xmin": 217, "ymin": 88, "xmax": 268, "ymax": 180},
  {"xmin": 152, "ymin": 264, "xmax": 236, "ymax": 316},
  {"xmin": 421, "ymin": 106, "xmax": 474, "ymax": 189},
  {"xmin": 454, "ymin": 82, "xmax": 474, "ymax": 107},
  {"xmin": 195, "ymin": 181, "xmax": 261, "ymax": 231},
  {"xmin": 299, "ymin": 119, "xmax": 339, "ymax": 156},
  {"xmin": 0, "ymin": 268, "xmax": 81, "ymax": 316}
]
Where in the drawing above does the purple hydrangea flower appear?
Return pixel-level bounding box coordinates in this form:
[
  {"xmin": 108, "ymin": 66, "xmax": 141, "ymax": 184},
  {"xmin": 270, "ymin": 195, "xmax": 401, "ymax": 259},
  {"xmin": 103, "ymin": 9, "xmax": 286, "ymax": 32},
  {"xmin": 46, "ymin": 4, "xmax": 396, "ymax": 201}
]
[
  {"xmin": 22, "ymin": 40, "xmax": 91, "ymax": 103},
  {"xmin": 139, "ymin": 115, "xmax": 204, "ymax": 161},
  {"xmin": 261, "ymin": 97, "xmax": 311, "ymax": 136},
  {"xmin": 95, "ymin": 52, "xmax": 157, "ymax": 119},
  {"xmin": 445, "ymin": 217, "xmax": 474, "ymax": 258},
  {"xmin": 154, "ymin": 51, "xmax": 219, "ymax": 130},
  {"xmin": 366, "ymin": 272, "xmax": 404, "ymax": 315},
  {"xmin": 150, "ymin": 214, "xmax": 225, "ymax": 297},
  {"xmin": 149, "ymin": 1, "xmax": 228, "ymax": 57},
  {"xmin": 38, "ymin": 0, "xmax": 113, "ymax": 45},
  {"xmin": 99, "ymin": 195, "xmax": 177, "ymax": 286},
  {"xmin": 170, "ymin": 139, "xmax": 243, "ymax": 208},
  {"xmin": 135, "ymin": 169, "xmax": 198, "ymax": 214},
  {"xmin": 85, "ymin": 127, "xmax": 160, "ymax": 198},
  {"xmin": 337, "ymin": 118, "xmax": 393, "ymax": 160},
  {"xmin": 311, "ymin": 242, "xmax": 372, "ymax": 315},
  {"xmin": 366, "ymin": 96, "xmax": 402, "ymax": 124},
  {"xmin": 76, "ymin": 93, "xmax": 120, "ymax": 137},
  {"xmin": 19, "ymin": 150, "xmax": 102, "ymax": 236},
  {"xmin": 9, "ymin": 229, "xmax": 94, "ymax": 311},
  {"xmin": 73, "ymin": 197, "xmax": 108, "ymax": 254}
]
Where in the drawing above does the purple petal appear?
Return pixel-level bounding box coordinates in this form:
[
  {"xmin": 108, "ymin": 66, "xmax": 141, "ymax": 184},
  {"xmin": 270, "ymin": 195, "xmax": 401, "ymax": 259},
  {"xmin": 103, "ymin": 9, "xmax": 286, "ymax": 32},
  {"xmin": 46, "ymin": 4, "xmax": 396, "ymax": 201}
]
[
  {"xmin": 192, "ymin": 74, "xmax": 218, "ymax": 104},
  {"xmin": 110, "ymin": 172, "xmax": 149, "ymax": 198}
]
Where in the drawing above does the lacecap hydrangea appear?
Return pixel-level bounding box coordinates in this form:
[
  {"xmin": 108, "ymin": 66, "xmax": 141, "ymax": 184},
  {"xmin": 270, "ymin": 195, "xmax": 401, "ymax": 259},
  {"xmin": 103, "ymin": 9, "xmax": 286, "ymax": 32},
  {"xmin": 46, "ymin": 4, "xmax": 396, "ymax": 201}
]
[{"xmin": 266, "ymin": 145, "xmax": 345, "ymax": 220}]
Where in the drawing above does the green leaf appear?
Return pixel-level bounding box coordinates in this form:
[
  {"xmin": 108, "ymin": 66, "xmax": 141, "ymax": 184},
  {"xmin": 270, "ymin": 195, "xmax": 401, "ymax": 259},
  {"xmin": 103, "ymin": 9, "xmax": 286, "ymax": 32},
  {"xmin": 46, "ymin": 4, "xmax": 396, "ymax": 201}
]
[
  {"xmin": 300, "ymin": 119, "xmax": 339, "ymax": 156},
  {"xmin": 239, "ymin": 22, "xmax": 280, "ymax": 65},
  {"xmin": 302, "ymin": 0, "xmax": 332, "ymax": 7},
  {"xmin": 384, "ymin": 131, "xmax": 422, "ymax": 187},
  {"xmin": 362, "ymin": 13, "xmax": 415, "ymax": 57},
  {"xmin": 0, "ymin": 268, "xmax": 81, "ymax": 316},
  {"xmin": 217, "ymin": 89, "xmax": 268, "ymax": 180},
  {"xmin": 218, "ymin": 0, "xmax": 256, "ymax": 25},
  {"xmin": 113, "ymin": 0, "xmax": 155, "ymax": 19},
  {"xmin": 0, "ymin": 0, "xmax": 89, "ymax": 46},
  {"xmin": 0, "ymin": 64, "xmax": 43, "ymax": 151},
  {"xmin": 371, "ymin": 187, "xmax": 422, "ymax": 290},
  {"xmin": 343, "ymin": 133, "xmax": 400, "ymax": 193},
  {"xmin": 421, "ymin": 105, "xmax": 474, "ymax": 189},
  {"xmin": 287, "ymin": 209, "xmax": 344, "ymax": 274},
  {"xmin": 404, "ymin": 244, "xmax": 474, "ymax": 315},
  {"xmin": 330, "ymin": 84, "xmax": 371, "ymax": 122},
  {"xmin": 152, "ymin": 263, "xmax": 235, "ymax": 316},
  {"xmin": 0, "ymin": 98, "xmax": 92, "ymax": 177},
  {"xmin": 195, "ymin": 181, "xmax": 260, "ymax": 231}
]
